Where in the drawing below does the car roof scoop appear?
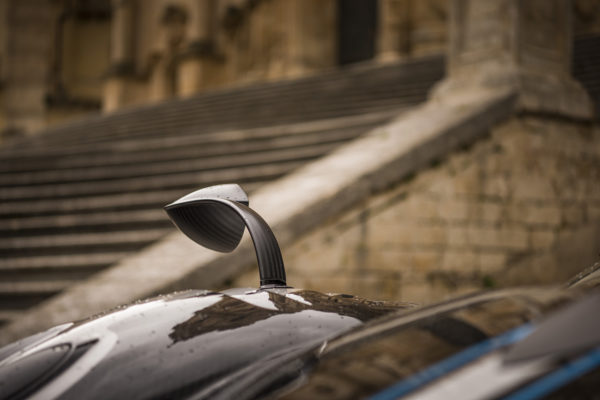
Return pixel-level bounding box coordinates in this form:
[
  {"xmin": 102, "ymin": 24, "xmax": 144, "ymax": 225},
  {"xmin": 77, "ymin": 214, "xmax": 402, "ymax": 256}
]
[{"xmin": 164, "ymin": 184, "xmax": 286, "ymax": 288}]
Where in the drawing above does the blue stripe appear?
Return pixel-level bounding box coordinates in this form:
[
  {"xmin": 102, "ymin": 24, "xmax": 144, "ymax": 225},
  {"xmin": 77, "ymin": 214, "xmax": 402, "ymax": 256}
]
[
  {"xmin": 368, "ymin": 324, "xmax": 534, "ymax": 400},
  {"xmin": 501, "ymin": 347, "xmax": 600, "ymax": 400}
]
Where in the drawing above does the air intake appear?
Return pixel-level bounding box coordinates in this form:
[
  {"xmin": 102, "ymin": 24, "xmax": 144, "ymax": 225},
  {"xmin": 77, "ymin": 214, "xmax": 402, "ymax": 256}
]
[{"xmin": 164, "ymin": 184, "xmax": 286, "ymax": 288}]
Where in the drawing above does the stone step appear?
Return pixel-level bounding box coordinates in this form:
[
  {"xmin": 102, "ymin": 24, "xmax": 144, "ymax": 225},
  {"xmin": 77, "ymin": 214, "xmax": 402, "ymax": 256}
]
[
  {"xmin": 0, "ymin": 209, "xmax": 168, "ymax": 236},
  {"xmin": 0, "ymin": 182, "xmax": 264, "ymax": 218},
  {"xmin": 0, "ymin": 229, "xmax": 171, "ymax": 257},
  {"xmin": 0, "ymin": 160, "xmax": 304, "ymax": 201},
  {"xmin": 0, "ymin": 252, "xmax": 133, "ymax": 271},
  {"xmin": 0, "ymin": 269, "xmax": 101, "ymax": 288},
  {"xmin": 0, "ymin": 189, "xmax": 184, "ymax": 218},
  {"xmin": 0, "ymin": 110, "xmax": 392, "ymax": 167},
  {"xmin": 0, "ymin": 281, "xmax": 72, "ymax": 311},
  {"xmin": 23, "ymin": 93, "xmax": 406, "ymax": 140},
  {"xmin": 0, "ymin": 281, "xmax": 71, "ymax": 295},
  {"xmin": 10, "ymin": 99, "xmax": 413, "ymax": 154},
  {"xmin": 0, "ymin": 141, "xmax": 344, "ymax": 187},
  {"xmin": 71, "ymin": 58, "xmax": 435, "ymax": 110},
  {"xmin": 0, "ymin": 310, "xmax": 24, "ymax": 327},
  {"xmin": 46, "ymin": 97, "xmax": 420, "ymax": 145},
  {"xmin": 0, "ymin": 123, "xmax": 373, "ymax": 174}
]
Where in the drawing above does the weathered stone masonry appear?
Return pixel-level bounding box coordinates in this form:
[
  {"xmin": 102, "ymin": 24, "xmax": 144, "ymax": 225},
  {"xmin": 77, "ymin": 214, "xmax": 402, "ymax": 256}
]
[{"xmin": 235, "ymin": 117, "xmax": 600, "ymax": 303}]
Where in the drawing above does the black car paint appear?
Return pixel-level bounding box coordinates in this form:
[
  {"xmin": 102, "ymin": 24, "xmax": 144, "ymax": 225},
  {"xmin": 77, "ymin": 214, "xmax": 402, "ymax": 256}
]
[
  {"xmin": 2, "ymin": 285, "xmax": 600, "ymax": 400},
  {"xmin": 0, "ymin": 288, "xmax": 410, "ymax": 400}
]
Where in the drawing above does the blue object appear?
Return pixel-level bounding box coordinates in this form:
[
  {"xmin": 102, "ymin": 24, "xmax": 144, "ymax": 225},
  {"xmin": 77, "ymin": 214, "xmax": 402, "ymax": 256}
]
[
  {"xmin": 501, "ymin": 347, "xmax": 600, "ymax": 400},
  {"xmin": 368, "ymin": 324, "xmax": 534, "ymax": 400}
]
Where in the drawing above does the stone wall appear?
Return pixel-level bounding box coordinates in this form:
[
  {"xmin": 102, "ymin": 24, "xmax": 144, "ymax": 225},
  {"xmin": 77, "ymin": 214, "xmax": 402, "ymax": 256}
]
[{"xmin": 234, "ymin": 116, "xmax": 600, "ymax": 304}]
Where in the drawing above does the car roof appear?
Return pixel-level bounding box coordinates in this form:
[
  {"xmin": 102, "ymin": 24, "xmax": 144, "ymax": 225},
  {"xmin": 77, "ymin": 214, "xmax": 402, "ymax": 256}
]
[{"xmin": 0, "ymin": 288, "xmax": 411, "ymax": 400}]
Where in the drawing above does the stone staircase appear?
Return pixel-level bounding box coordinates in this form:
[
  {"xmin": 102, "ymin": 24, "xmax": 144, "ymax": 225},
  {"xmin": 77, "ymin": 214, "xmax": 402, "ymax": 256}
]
[
  {"xmin": 1, "ymin": 28, "xmax": 598, "ymax": 328},
  {"xmin": 0, "ymin": 56, "xmax": 445, "ymax": 326}
]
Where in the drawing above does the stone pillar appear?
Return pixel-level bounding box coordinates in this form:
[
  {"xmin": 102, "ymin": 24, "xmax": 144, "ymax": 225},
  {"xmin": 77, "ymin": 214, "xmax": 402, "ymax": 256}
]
[
  {"xmin": 176, "ymin": 0, "xmax": 216, "ymax": 97},
  {"xmin": 0, "ymin": 0, "xmax": 8, "ymax": 135},
  {"xmin": 435, "ymin": 0, "xmax": 593, "ymax": 120},
  {"xmin": 285, "ymin": 0, "xmax": 337, "ymax": 76},
  {"xmin": 1, "ymin": 0, "xmax": 58, "ymax": 135},
  {"xmin": 110, "ymin": 0, "xmax": 134, "ymax": 66},
  {"xmin": 377, "ymin": 0, "xmax": 447, "ymax": 62},
  {"xmin": 186, "ymin": 0, "xmax": 212, "ymax": 42},
  {"xmin": 0, "ymin": 0, "xmax": 7, "ymax": 85},
  {"xmin": 410, "ymin": 0, "xmax": 447, "ymax": 57},
  {"xmin": 103, "ymin": 0, "xmax": 135, "ymax": 112},
  {"xmin": 149, "ymin": 55, "xmax": 172, "ymax": 102},
  {"xmin": 377, "ymin": 0, "xmax": 411, "ymax": 62}
]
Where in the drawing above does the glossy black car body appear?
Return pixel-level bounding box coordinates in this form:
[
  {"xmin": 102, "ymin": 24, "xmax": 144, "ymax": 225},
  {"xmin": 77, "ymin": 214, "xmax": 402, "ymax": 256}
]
[
  {"xmin": 0, "ymin": 288, "xmax": 410, "ymax": 399},
  {"xmin": 2, "ymin": 282, "xmax": 600, "ymax": 400}
]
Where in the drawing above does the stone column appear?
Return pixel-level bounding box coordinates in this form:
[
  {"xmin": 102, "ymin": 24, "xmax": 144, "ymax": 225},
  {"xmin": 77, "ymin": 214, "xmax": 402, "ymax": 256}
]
[
  {"xmin": 176, "ymin": 0, "xmax": 216, "ymax": 97},
  {"xmin": 410, "ymin": 0, "xmax": 447, "ymax": 57},
  {"xmin": 0, "ymin": 0, "xmax": 8, "ymax": 135},
  {"xmin": 103, "ymin": 0, "xmax": 135, "ymax": 112},
  {"xmin": 186, "ymin": 0, "xmax": 212, "ymax": 42},
  {"xmin": 0, "ymin": 0, "xmax": 7, "ymax": 85},
  {"xmin": 149, "ymin": 55, "xmax": 172, "ymax": 102},
  {"xmin": 285, "ymin": 0, "xmax": 337, "ymax": 77},
  {"xmin": 1, "ymin": 0, "xmax": 58, "ymax": 135},
  {"xmin": 435, "ymin": 0, "xmax": 593, "ymax": 120},
  {"xmin": 377, "ymin": 0, "xmax": 447, "ymax": 62},
  {"xmin": 377, "ymin": 0, "xmax": 411, "ymax": 62},
  {"xmin": 110, "ymin": 0, "xmax": 134, "ymax": 66}
]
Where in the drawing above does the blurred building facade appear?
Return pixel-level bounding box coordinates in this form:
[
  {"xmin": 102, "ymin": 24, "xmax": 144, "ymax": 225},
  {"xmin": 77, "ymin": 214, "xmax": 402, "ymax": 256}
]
[
  {"xmin": 2, "ymin": 0, "xmax": 599, "ymax": 135},
  {"xmin": 0, "ymin": 0, "xmax": 449, "ymax": 135}
]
